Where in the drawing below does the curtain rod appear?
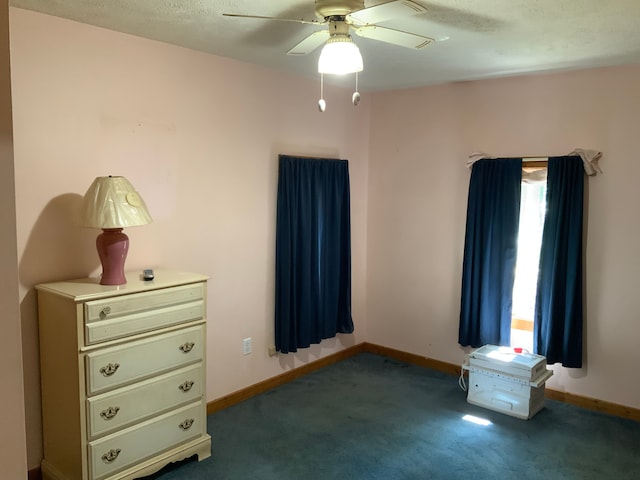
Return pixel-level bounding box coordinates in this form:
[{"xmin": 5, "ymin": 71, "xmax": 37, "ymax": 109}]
[
  {"xmin": 468, "ymin": 150, "xmax": 602, "ymax": 176},
  {"xmin": 279, "ymin": 153, "xmax": 342, "ymax": 159}
]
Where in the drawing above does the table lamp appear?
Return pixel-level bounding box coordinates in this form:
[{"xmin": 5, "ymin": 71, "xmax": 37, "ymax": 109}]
[{"xmin": 81, "ymin": 176, "xmax": 152, "ymax": 285}]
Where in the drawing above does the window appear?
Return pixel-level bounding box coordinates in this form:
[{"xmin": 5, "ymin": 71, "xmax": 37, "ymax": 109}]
[
  {"xmin": 510, "ymin": 167, "xmax": 547, "ymax": 352},
  {"xmin": 459, "ymin": 156, "xmax": 585, "ymax": 367}
]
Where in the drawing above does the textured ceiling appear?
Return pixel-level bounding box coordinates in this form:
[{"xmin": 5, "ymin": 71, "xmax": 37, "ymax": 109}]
[{"xmin": 10, "ymin": 0, "xmax": 640, "ymax": 91}]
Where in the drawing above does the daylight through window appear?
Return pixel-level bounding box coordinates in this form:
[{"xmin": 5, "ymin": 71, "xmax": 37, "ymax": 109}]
[{"xmin": 511, "ymin": 170, "xmax": 547, "ymax": 352}]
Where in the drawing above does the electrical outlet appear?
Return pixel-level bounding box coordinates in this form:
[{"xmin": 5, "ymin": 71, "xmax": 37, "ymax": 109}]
[
  {"xmin": 268, "ymin": 345, "xmax": 277, "ymax": 357},
  {"xmin": 242, "ymin": 337, "xmax": 252, "ymax": 355}
]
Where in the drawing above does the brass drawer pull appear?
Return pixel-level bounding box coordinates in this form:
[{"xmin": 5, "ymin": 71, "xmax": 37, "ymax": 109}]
[
  {"xmin": 179, "ymin": 342, "xmax": 195, "ymax": 353},
  {"xmin": 101, "ymin": 448, "xmax": 121, "ymax": 463},
  {"xmin": 179, "ymin": 418, "xmax": 194, "ymax": 430},
  {"xmin": 100, "ymin": 406, "xmax": 120, "ymax": 420},
  {"xmin": 178, "ymin": 380, "xmax": 195, "ymax": 392},
  {"xmin": 99, "ymin": 363, "xmax": 120, "ymax": 377},
  {"xmin": 100, "ymin": 306, "xmax": 112, "ymax": 318}
]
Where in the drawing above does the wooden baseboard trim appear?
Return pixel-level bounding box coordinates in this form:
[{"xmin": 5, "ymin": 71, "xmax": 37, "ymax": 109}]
[
  {"xmin": 361, "ymin": 342, "xmax": 640, "ymax": 422},
  {"xmin": 544, "ymin": 388, "xmax": 640, "ymax": 422},
  {"xmin": 361, "ymin": 342, "xmax": 463, "ymax": 377},
  {"xmin": 207, "ymin": 341, "xmax": 639, "ymax": 422},
  {"xmin": 207, "ymin": 343, "xmax": 366, "ymax": 415}
]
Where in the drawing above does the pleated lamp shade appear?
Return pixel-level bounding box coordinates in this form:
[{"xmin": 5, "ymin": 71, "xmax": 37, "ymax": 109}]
[{"xmin": 81, "ymin": 176, "xmax": 152, "ymax": 285}]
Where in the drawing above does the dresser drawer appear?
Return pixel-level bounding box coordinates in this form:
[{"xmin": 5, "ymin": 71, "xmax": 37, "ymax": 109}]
[
  {"xmin": 84, "ymin": 284, "xmax": 205, "ymax": 345},
  {"xmin": 89, "ymin": 402, "xmax": 205, "ymax": 480},
  {"xmin": 87, "ymin": 363, "xmax": 204, "ymax": 439},
  {"xmin": 86, "ymin": 325, "xmax": 204, "ymax": 395}
]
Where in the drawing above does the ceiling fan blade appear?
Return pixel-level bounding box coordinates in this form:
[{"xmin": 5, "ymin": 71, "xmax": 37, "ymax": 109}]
[
  {"xmin": 347, "ymin": 0, "xmax": 426, "ymax": 25},
  {"xmin": 353, "ymin": 25, "xmax": 433, "ymax": 49},
  {"xmin": 287, "ymin": 30, "xmax": 331, "ymax": 56},
  {"xmin": 222, "ymin": 13, "xmax": 322, "ymax": 26}
]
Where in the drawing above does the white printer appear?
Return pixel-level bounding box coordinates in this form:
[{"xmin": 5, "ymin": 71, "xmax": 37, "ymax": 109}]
[{"xmin": 464, "ymin": 345, "xmax": 553, "ymax": 420}]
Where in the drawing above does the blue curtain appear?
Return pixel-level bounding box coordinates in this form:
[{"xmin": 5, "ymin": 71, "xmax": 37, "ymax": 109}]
[
  {"xmin": 459, "ymin": 158, "xmax": 522, "ymax": 347},
  {"xmin": 275, "ymin": 155, "xmax": 354, "ymax": 354},
  {"xmin": 534, "ymin": 156, "xmax": 584, "ymax": 367}
]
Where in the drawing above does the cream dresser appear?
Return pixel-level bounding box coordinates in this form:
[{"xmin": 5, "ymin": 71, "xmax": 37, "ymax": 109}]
[{"xmin": 36, "ymin": 270, "xmax": 211, "ymax": 480}]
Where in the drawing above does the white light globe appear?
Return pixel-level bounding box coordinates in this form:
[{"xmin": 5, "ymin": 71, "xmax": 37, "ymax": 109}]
[{"xmin": 318, "ymin": 37, "xmax": 363, "ymax": 75}]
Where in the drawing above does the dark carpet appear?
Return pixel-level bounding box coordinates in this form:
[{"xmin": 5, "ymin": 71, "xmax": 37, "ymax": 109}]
[{"xmin": 151, "ymin": 353, "xmax": 640, "ymax": 479}]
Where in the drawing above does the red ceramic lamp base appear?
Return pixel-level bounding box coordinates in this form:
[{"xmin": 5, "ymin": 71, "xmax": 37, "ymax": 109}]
[{"xmin": 96, "ymin": 228, "xmax": 129, "ymax": 285}]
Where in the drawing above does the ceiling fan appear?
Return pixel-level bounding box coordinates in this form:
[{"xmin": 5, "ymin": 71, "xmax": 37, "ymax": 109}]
[
  {"xmin": 223, "ymin": 0, "xmax": 434, "ymax": 57},
  {"xmin": 224, "ymin": 1, "xmax": 432, "ymax": 111}
]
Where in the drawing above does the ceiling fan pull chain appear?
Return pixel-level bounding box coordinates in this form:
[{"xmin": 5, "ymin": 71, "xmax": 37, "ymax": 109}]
[
  {"xmin": 318, "ymin": 73, "xmax": 326, "ymax": 112},
  {"xmin": 353, "ymin": 72, "xmax": 361, "ymax": 106}
]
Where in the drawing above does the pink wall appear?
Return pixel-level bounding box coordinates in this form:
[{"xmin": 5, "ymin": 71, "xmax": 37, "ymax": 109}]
[
  {"xmin": 9, "ymin": 5, "xmax": 640, "ymax": 474},
  {"xmin": 9, "ymin": 8, "xmax": 370, "ymax": 469},
  {"xmin": 0, "ymin": 2, "xmax": 28, "ymax": 478},
  {"xmin": 367, "ymin": 65, "xmax": 640, "ymax": 410}
]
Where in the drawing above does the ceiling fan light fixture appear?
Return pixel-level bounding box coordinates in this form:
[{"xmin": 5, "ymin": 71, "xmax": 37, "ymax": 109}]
[{"xmin": 318, "ymin": 35, "xmax": 363, "ymax": 75}]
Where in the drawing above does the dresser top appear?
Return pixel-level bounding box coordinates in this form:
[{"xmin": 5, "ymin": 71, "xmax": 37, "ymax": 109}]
[{"xmin": 35, "ymin": 269, "xmax": 209, "ymax": 301}]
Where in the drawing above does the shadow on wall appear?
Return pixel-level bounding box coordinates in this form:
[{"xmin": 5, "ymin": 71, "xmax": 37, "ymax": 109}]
[{"xmin": 19, "ymin": 193, "xmax": 100, "ymax": 467}]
